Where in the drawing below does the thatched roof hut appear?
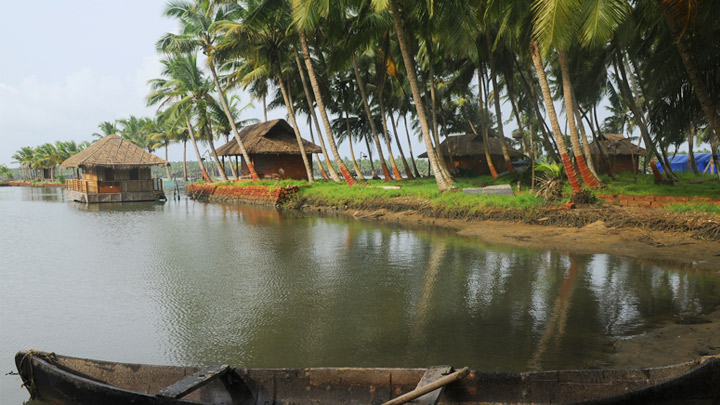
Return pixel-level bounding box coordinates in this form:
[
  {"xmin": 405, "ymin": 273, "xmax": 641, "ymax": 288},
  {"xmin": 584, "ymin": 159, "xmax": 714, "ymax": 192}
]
[
  {"xmin": 589, "ymin": 134, "xmax": 646, "ymax": 174},
  {"xmin": 589, "ymin": 134, "xmax": 646, "ymax": 157},
  {"xmin": 60, "ymin": 134, "xmax": 168, "ymax": 169},
  {"xmin": 215, "ymin": 119, "xmax": 321, "ymax": 180},
  {"xmin": 215, "ymin": 119, "xmax": 321, "ymax": 156},
  {"xmin": 417, "ymin": 134, "xmax": 523, "ymax": 159},
  {"xmin": 418, "ymin": 134, "xmax": 524, "ymax": 176},
  {"xmin": 60, "ymin": 134, "xmax": 167, "ymax": 203}
]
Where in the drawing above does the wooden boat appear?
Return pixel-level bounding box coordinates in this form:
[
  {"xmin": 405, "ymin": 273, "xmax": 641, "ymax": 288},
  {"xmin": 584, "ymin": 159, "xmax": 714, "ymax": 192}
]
[{"xmin": 15, "ymin": 350, "xmax": 720, "ymax": 404}]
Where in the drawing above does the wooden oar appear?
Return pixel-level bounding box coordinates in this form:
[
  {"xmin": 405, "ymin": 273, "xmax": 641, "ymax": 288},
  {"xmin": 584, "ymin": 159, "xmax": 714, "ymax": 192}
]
[{"xmin": 382, "ymin": 367, "xmax": 470, "ymax": 405}]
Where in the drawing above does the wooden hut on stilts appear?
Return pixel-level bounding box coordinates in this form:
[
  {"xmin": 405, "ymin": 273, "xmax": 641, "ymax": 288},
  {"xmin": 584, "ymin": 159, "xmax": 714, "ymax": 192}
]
[{"xmin": 60, "ymin": 134, "xmax": 168, "ymax": 203}]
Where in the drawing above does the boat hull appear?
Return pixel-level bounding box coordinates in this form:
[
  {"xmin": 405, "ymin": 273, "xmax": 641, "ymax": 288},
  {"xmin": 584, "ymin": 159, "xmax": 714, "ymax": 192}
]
[{"xmin": 15, "ymin": 350, "xmax": 720, "ymax": 404}]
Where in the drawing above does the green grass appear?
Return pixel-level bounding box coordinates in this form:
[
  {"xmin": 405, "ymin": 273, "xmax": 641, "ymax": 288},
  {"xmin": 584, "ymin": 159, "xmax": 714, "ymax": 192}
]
[
  {"xmin": 290, "ymin": 177, "xmax": 545, "ymax": 212},
  {"xmin": 666, "ymin": 202, "xmax": 720, "ymax": 214},
  {"xmin": 598, "ymin": 173, "xmax": 720, "ymax": 197}
]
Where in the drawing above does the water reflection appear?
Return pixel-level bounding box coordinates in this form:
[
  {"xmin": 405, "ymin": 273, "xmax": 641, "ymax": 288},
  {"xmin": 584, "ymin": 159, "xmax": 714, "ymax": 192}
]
[
  {"xmin": 20, "ymin": 186, "xmax": 64, "ymax": 201},
  {"xmin": 143, "ymin": 203, "xmax": 720, "ymax": 372}
]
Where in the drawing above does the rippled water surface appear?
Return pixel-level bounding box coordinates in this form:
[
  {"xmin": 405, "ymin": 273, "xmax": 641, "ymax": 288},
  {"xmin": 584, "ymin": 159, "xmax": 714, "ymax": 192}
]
[{"xmin": 2, "ymin": 186, "xmax": 720, "ymax": 404}]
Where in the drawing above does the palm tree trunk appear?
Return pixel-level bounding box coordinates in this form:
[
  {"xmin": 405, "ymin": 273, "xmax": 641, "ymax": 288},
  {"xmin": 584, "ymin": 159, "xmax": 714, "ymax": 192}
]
[
  {"xmin": 378, "ymin": 94, "xmax": 403, "ymax": 179},
  {"xmin": 293, "ymin": 47, "xmax": 340, "ymax": 182},
  {"xmin": 182, "ymin": 140, "xmax": 188, "ymax": 181},
  {"xmin": 570, "ymin": 88, "xmax": 599, "ymax": 179},
  {"xmin": 389, "ymin": 0, "xmax": 454, "ymax": 191},
  {"xmin": 364, "ymin": 135, "xmax": 379, "ymax": 179},
  {"xmin": 296, "ymin": 29, "xmax": 356, "ymax": 186},
  {"xmin": 530, "ymin": 42, "xmax": 583, "ymax": 194},
  {"xmin": 487, "ymin": 35, "xmax": 515, "ymax": 173},
  {"xmin": 344, "ymin": 111, "xmax": 365, "ymax": 180},
  {"xmin": 164, "ymin": 143, "xmax": 171, "ymax": 179},
  {"xmin": 612, "ymin": 53, "xmax": 674, "ymax": 181},
  {"xmin": 205, "ymin": 124, "xmax": 229, "ymax": 181},
  {"xmin": 352, "ymin": 58, "xmax": 393, "ymax": 181},
  {"xmin": 208, "ymin": 62, "xmax": 258, "ymax": 181},
  {"xmin": 277, "ymin": 74, "xmax": 315, "ymax": 182},
  {"xmin": 389, "ymin": 112, "xmax": 414, "ymax": 178},
  {"xmin": 479, "ymin": 71, "xmax": 498, "ymax": 178},
  {"xmin": 514, "ymin": 57, "xmax": 561, "ymax": 163},
  {"xmin": 402, "ymin": 113, "xmax": 421, "ymax": 177},
  {"xmin": 557, "ymin": 49, "xmax": 599, "ymax": 188},
  {"xmin": 186, "ymin": 117, "xmax": 210, "ymax": 182},
  {"xmin": 662, "ymin": 9, "xmax": 720, "ymax": 145},
  {"xmin": 688, "ymin": 124, "xmax": 700, "ymax": 175},
  {"xmin": 710, "ymin": 138, "xmax": 720, "ymax": 181},
  {"xmin": 427, "ymin": 47, "xmax": 451, "ymax": 176}
]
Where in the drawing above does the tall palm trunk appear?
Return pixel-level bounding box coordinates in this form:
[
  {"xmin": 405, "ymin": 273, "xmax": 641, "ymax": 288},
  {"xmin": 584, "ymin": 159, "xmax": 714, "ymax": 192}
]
[
  {"xmin": 205, "ymin": 124, "xmax": 229, "ymax": 181},
  {"xmin": 571, "ymin": 88, "xmax": 599, "ymax": 179},
  {"xmin": 182, "ymin": 140, "xmax": 188, "ymax": 181},
  {"xmin": 389, "ymin": 112, "xmax": 414, "ymax": 178},
  {"xmin": 363, "ymin": 135, "xmax": 379, "ymax": 179},
  {"xmin": 296, "ymin": 30, "xmax": 356, "ymax": 186},
  {"xmin": 530, "ymin": 42, "xmax": 582, "ymax": 194},
  {"xmin": 293, "ymin": 47, "xmax": 340, "ymax": 182},
  {"xmin": 402, "ymin": 113, "xmax": 421, "ymax": 177},
  {"xmin": 427, "ymin": 48, "xmax": 451, "ymax": 175},
  {"xmin": 487, "ymin": 35, "xmax": 515, "ymax": 173},
  {"xmin": 307, "ymin": 124, "xmax": 330, "ymax": 180},
  {"xmin": 164, "ymin": 143, "xmax": 171, "ymax": 179},
  {"xmin": 208, "ymin": 62, "xmax": 258, "ymax": 181},
  {"xmin": 612, "ymin": 53, "xmax": 673, "ymax": 180},
  {"xmin": 352, "ymin": 58, "xmax": 393, "ymax": 180},
  {"xmin": 389, "ymin": 0, "xmax": 454, "ymax": 191},
  {"xmin": 478, "ymin": 71, "xmax": 498, "ymax": 178},
  {"xmin": 277, "ymin": 74, "xmax": 315, "ymax": 182},
  {"xmin": 378, "ymin": 95, "xmax": 403, "ymax": 179},
  {"xmin": 688, "ymin": 124, "xmax": 700, "ymax": 175},
  {"xmin": 662, "ymin": 8, "xmax": 720, "ymax": 144},
  {"xmin": 557, "ymin": 49, "xmax": 599, "ymax": 188},
  {"xmin": 186, "ymin": 117, "xmax": 210, "ymax": 182},
  {"xmin": 344, "ymin": 111, "xmax": 365, "ymax": 180},
  {"xmin": 515, "ymin": 58, "xmax": 561, "ymax": 162}
]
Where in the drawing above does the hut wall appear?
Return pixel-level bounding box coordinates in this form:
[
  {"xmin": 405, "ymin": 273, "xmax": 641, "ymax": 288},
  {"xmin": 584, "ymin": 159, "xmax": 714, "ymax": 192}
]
[
  {"xmin": 593, "ymin": 154, "xmax": 637, "ymax": 174},
  {"xmin": 242, "ymin": 154, "xmax": 312, "ymax": 180},
  {"xmin": 450, "ymin": 156, "xmax": 508, "ymax": 176}
]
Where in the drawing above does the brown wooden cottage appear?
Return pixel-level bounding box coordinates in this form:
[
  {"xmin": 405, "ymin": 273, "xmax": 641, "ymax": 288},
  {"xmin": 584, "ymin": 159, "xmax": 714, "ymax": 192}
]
[
  {"xmin": 589, "ymin": 134, "xmax": 647, "ymax": 174},
  {"xmin": 215, "ymin": 119, "xmax": 321, "ymax": 181},
  {"xmin": 60, "ymin": 134, "xmax": 168, "ymax": 203},
  {"xmin": 418, "ymin": 134, "xmax": 524, "ymax": 176}
]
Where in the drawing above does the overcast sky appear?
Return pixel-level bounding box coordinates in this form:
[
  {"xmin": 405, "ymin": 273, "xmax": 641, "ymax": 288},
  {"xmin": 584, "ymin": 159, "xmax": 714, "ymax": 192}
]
[{"xmin": 0, "ymin": 0, "xmax": 287, "ymax": 166}]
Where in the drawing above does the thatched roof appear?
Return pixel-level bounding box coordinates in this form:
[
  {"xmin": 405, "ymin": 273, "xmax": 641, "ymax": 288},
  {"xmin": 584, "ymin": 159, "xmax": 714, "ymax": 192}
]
[
  {"xmin": 60, "ymin": 134, "xmax": 168, "ymax": 169},
  {"xmin": 417, "ymin": 134, "xmax": 524, "ymax": 158},
  {"xmin": 590, "ymin": 133, "xmax": 647, "ymax": 156},
  {"xmin": 215, "ymin": 119, "xmax": 321, "ymax": 156}
]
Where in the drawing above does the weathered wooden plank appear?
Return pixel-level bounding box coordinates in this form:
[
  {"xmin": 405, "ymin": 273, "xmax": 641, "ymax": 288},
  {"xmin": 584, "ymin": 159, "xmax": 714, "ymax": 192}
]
[
  {"xmin": 409, "ymin": 366, "xmax": 453, "ymax": 405},
  {"xmin": 156, "ymin": 364, "xmax": 229, "ymax": 399}
]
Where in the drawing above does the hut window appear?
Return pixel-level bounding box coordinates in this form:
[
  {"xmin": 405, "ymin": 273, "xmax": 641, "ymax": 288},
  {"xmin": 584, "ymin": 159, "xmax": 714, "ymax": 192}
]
[
  {"xmin": 130, "ymin": 168, "xmax": 139, "ymax": 180},
  {"xmin": 105, "ymin": 168, "xmax": 115, "ymax": 181}
]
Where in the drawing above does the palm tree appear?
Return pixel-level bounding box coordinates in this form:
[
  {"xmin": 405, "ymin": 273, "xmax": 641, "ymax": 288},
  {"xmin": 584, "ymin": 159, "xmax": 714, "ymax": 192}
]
[
  {"xmin": 214, "ymin": 1, "xmax": 318, "ymax": 182},
  {"xmin": 292, "ymin": 0, "xmax": 358, "ymax": 186},
  {"xmin": 0, "ymin": 164, "xmax": 13, "ymax": 181},
  {"xmin": 158, "ymin": 0, "xmax": 259, "ymax": 181},
  {"xmin": 147, "ymin": 55, "xmax": 213, "ymax": 182},
  {"xmin": 375, "ymin": 0, "xmax": 456, "ymax": 191},
  {"xmin": 12, "ymin": 146, "xmax": 36, "ymax": 180},
  {"xmin": 92, "ymin": 121, "xmax": 119, "ymax": 139}
]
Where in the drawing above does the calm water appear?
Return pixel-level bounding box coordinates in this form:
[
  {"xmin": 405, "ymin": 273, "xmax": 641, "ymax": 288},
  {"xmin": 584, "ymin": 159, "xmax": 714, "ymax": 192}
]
[{"xmin": 2, "ymin": 186, "xmax": 720, "ymax": 403}]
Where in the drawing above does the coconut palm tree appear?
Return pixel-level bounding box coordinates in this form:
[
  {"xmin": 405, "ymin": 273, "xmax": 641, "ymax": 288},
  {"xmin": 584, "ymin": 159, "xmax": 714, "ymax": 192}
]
[
  {"xmin": 147, "ymin": 55, "xmax": 214, "ymax": 182},
  {"xmin": 291, "ymin": 0, "xmax": 358, "ymax": 186},
  {"xmin": 373, "ymin": 0, "xmax": 456, "ymax": 191},
  {"xmin": 158, "ymin": 0, "xmax": 259, "ymax": 181},
  {"xmin": 92, "ymin": 121, "xmax": 119, "ymax": 139}
]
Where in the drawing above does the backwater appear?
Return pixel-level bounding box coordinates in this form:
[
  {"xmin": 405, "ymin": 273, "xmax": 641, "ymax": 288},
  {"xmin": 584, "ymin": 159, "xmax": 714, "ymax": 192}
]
[{"xmin": 2, "ymin": 186, "xmax": 719, "ymax": 404}]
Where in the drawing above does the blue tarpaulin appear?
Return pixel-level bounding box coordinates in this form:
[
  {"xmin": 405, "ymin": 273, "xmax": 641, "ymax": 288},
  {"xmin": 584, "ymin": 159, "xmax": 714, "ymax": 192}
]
[{"xmin": 656, "ymin": 153, "xmax": 719, "ymax": 174}]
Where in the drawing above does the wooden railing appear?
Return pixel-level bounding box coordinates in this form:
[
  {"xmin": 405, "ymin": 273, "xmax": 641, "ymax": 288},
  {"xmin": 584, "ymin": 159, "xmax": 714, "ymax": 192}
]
[{"xmin": 66, "ymin": 179, "xmax": 163, "ymax": 194}]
